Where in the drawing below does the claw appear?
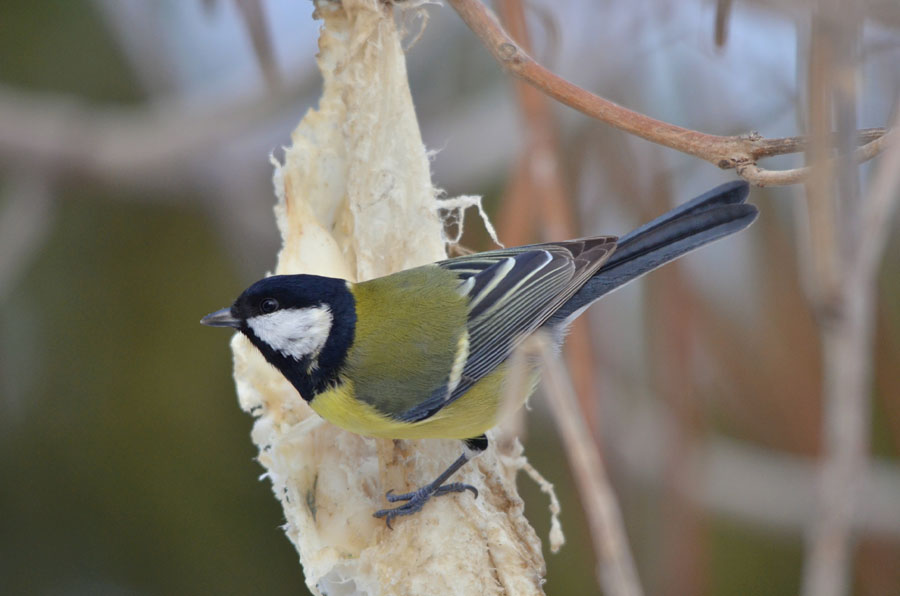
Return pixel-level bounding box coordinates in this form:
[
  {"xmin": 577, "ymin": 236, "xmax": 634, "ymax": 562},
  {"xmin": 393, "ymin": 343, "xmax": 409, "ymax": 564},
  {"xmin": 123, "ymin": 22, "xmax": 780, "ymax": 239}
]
[
  {"xmin": 373, "ymin": 481, "xmax": 479, "ymax": 527},
  {"xmin": 373, "ymin": 451, "xmax": 480, "ymax": 527},
  {"xmin": 384, "ymin": 489, "xmax": 416, "ymax": 503},
  {"xmin": 434, "ymin": 482, "xmax": 478, "ymax": 499}
]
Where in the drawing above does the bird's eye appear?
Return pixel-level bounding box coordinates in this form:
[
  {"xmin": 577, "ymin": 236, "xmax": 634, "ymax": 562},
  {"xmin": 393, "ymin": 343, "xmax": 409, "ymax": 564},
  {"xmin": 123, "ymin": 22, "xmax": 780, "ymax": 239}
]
[{"xmin": 260, "ymin": 298, "xmax": 279, "ymax": 313}]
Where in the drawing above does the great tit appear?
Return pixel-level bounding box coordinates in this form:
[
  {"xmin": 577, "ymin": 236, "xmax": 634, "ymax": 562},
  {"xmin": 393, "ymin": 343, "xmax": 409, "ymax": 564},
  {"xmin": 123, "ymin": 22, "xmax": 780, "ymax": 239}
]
[{"xmin": 202, "ymin": 181, "xmax": 757, "ymax": 526}]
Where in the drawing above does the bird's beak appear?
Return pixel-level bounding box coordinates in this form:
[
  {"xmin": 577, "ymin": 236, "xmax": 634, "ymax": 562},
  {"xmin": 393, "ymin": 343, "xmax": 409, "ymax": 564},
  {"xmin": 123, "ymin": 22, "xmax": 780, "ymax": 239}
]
[{"xmin": 200, "ymin": 308, "xmax": 241, "ymax": 328}]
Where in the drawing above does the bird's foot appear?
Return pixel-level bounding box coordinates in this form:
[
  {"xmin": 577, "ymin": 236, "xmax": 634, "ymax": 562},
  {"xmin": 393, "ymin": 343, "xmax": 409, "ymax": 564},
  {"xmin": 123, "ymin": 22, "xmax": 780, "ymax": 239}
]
[{"xmin": 374, "ymin": 482, "xmax": 478, "ymax": 529}]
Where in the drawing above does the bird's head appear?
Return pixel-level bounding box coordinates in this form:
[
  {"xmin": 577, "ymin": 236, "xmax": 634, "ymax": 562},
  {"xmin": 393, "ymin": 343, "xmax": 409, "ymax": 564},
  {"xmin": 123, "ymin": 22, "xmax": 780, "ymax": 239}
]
[{"xmin": 201, "ymin": 274, "xmax": 356, "ymax": 395}]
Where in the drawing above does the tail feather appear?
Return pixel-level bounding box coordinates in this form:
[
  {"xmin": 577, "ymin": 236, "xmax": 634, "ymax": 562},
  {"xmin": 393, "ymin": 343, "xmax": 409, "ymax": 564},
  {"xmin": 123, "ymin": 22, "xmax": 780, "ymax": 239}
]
[{"xmin": 547, "ymin": 181, "xmax": 757, "ymax": 326}]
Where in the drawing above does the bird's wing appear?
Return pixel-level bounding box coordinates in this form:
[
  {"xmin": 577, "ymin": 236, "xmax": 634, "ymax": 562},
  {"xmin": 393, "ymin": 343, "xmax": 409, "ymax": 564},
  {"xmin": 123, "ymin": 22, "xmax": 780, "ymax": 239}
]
[{"xmin": 397, "ymin": 236, "xmax": 616, "ymax": 422}]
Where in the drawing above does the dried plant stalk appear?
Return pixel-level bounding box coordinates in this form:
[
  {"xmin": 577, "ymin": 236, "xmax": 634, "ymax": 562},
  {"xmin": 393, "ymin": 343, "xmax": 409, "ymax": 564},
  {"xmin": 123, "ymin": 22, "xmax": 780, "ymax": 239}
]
[
  {"xmin": 800, "ymin": 7, "xmax": 900, "ymax": 595},
  {"xmin": 227, "ymin": 1, "xmax": 545, "ymax": 595},
  {"xmin": 535, "ymin": 335, "xmax": 643, "ymax": 596}
]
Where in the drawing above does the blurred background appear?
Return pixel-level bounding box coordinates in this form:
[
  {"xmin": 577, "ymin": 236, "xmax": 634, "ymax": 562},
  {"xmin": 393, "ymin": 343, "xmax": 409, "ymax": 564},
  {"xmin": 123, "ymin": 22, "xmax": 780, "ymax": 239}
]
[{"xmin": 1, "ymin": 0, "xmax": 898, "ymax": 594}]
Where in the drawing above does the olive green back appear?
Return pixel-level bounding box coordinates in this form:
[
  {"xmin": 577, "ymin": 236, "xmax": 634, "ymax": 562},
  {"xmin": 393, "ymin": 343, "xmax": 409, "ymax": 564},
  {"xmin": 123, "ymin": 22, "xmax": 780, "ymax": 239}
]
[{"xmin": 345, "ymin": 266, "xmax": 468, "ymax": 417}]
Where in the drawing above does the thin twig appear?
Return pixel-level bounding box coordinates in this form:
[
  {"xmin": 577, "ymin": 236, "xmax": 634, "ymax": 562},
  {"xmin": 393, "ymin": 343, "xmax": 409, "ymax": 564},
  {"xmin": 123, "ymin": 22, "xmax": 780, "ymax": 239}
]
[
  {"xmin": 233, "ymin": 0, "xmax": 282, "ymax": 90},
  {"xmin": 855, "ymin": 120, "xmax": 900, "ymax": 286},
  {"xmin": 714, "ymin": 0, "xmax": 734, "ymax": 48},
  {"xmin": 750, "ymin": 128, "xmax": 886, "ymax": 159},
  {"xmin": 446, "ymin": 0, "xmax": 891, "ymax": 186},
  {"xmin": 535, "ymin": 335, "xmax": 644, "ymax": 596},
  {"xmin": 739, "ymin": 127, "xmax": 897, "ymax": 186}
]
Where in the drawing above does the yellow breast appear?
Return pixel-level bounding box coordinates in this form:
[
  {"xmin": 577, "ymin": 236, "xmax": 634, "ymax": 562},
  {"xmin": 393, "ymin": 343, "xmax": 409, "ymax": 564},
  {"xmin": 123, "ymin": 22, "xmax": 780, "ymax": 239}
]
[{"xmin": 309, "ymin": 362, "xmax": 537, "ymax": 440}]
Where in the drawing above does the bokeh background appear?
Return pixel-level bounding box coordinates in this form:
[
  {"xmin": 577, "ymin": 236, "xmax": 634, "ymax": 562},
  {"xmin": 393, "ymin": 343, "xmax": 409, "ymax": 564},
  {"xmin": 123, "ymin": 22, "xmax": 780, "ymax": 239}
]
[{"xmin": 1, "ymin": 1, "xmax": 899, "ymax": 595}]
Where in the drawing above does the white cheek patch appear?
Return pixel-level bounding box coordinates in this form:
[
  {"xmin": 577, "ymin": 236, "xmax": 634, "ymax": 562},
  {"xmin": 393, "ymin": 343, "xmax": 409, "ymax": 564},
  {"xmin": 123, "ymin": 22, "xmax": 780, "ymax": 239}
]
[{"xmin": 248, "ymin": 306, "xmax": 333, "ymax": 361}]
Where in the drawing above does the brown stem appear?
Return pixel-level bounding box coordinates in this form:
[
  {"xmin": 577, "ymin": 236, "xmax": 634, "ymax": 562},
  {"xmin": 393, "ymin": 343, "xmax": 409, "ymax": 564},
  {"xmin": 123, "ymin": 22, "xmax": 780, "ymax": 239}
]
[{"xmin": 446, "ymin": 0, "xmax": 891, "ymax": 186}]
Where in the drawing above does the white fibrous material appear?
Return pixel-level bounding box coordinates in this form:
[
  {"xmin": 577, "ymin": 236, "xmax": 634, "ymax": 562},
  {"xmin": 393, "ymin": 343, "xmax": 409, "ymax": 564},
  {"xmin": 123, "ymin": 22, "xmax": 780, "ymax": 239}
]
[
  {"xmin": 438, "ymin": 194, "xmax": 504, "ymax": 248},
  {"xmin": 228, "ymin": 1, "xmax": 547, "ymax": 594}
]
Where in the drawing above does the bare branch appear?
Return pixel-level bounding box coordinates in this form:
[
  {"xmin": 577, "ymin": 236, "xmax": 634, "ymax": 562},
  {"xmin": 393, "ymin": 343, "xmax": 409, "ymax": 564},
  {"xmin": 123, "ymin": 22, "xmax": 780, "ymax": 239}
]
[
  {"xmin": 446, "ymin": 0, "xmax": 892, "ymax": 186},
  {"xmin": 535, "ymin": 335, "xmax": 644, "ymax": 596}
]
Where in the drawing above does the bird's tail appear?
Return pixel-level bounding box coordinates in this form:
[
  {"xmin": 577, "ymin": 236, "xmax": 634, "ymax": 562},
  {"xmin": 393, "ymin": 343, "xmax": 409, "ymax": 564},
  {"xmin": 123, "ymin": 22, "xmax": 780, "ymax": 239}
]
[{"xmin": 548, "ymin": 181, "xmax": 757, "ymax": 325}]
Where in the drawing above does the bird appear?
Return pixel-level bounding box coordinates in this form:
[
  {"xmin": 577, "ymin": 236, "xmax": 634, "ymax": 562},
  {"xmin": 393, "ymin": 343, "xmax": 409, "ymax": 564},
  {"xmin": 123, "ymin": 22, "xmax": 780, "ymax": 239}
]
[{"xmin": 201, "ymin": 180, "xmax": 757, "ymax": 527}]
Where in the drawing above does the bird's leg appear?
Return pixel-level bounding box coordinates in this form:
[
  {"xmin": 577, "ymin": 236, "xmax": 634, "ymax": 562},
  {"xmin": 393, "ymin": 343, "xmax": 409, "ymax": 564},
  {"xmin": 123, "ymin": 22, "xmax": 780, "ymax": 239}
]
[{"xmin": 374, "ymin": 435, "xmax": 488, "ymax": 528}]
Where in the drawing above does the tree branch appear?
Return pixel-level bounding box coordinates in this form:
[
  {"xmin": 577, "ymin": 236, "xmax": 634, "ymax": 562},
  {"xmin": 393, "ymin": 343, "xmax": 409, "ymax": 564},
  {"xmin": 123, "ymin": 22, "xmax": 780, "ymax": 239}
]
[{"xmin": 446, "ymin": 0, "xmax": 892, "ymax": 186}]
